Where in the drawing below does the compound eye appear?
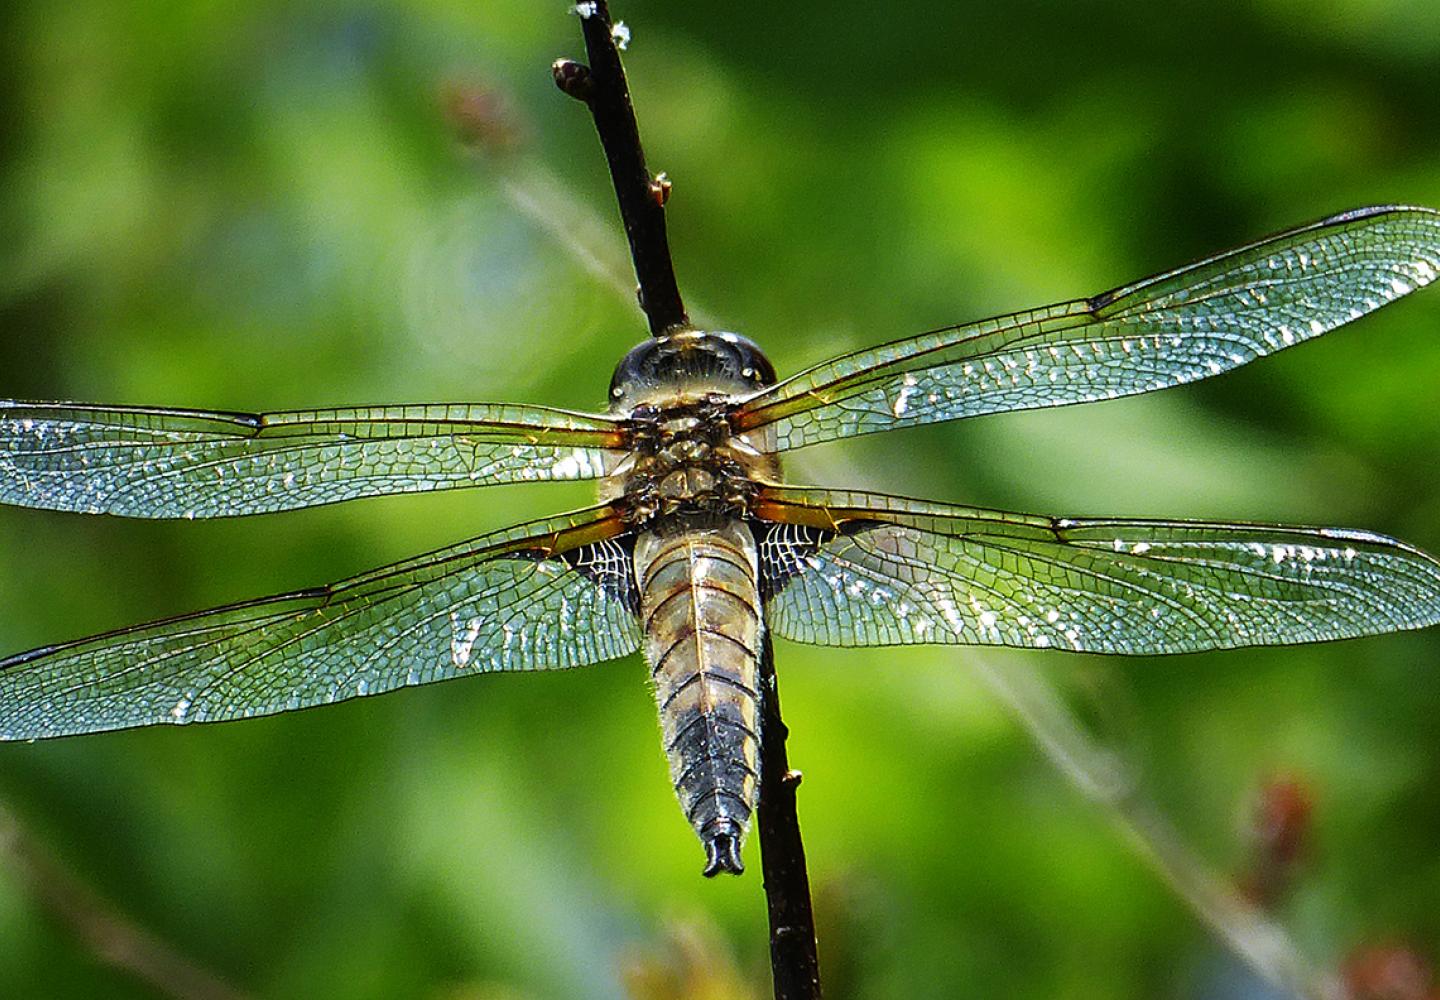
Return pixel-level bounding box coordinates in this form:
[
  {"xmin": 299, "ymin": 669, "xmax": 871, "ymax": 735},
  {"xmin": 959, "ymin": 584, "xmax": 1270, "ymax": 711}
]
[
  {"xmin": 733, "ymin": 341, "xmax": 777, "ymax": 388},
  {"xmin": 608, "ymin": 330, "xmax": 776, "ymax": 405}
]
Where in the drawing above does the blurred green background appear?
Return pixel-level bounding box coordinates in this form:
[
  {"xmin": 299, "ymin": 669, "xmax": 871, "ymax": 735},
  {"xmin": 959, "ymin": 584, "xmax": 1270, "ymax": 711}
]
[{"xmin": 2, "ymin": 1, "xmax": 1439, "ymax": 998}]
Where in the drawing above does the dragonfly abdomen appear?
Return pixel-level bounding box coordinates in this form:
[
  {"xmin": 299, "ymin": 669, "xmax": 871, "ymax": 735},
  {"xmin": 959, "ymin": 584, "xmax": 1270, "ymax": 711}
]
[{"xmin": 635, "ymin": 517, "xmax": 762, "ymax": 876}]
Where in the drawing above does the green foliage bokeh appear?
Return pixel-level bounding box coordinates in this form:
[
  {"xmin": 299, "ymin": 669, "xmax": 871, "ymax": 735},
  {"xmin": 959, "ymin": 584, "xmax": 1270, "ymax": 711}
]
[{"xmin": 1, "ymin": 2, "xmax": 1439, "ymax": 997}]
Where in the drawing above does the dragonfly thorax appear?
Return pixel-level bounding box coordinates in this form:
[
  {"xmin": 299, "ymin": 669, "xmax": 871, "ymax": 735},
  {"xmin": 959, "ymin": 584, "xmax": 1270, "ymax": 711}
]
[
  {"xmin": 605, "ymin": 330, "xmax": 779, "ymax": 526},
  {"xmin": 602, "ymin": 396, "xmax": 779, "ymax": 525}
]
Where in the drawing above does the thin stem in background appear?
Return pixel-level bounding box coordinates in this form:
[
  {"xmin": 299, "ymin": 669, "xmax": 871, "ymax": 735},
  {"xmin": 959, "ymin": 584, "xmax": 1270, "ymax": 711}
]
[
  {"xmin": 0, "ymin": 802, "xmax": 249, "ymax": 1000},
  {"xmin": 967, "ymin": 654, "xmax": 1341, "ymax": 1000},
  {"xmin": 494, "ymin": 164, "xmax": 720, "ymax": 329}
]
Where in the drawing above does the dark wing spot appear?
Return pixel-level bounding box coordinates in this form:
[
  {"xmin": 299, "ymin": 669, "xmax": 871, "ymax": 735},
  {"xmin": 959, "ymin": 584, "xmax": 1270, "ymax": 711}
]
[
  {"xmin": 755, "ymin": 518, "xmax": 885, "ymax": 602},
  {"xmin": 559, "ymin": 535, "xmax": 640, "ymax": 615}
]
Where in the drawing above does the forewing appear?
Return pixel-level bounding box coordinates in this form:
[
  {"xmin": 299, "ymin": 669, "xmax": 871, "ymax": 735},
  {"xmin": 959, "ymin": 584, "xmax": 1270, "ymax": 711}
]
[
  {"xmin": 735, "ymin": 206, "xmax": 1440, "ymax": 450},
  {"xmin": 756, "ymin": 487, "xmax": 1440, "ymax": 652},
  {"xmin": 0, "ymin": 506, "xmax": 639, "ymax": 739},
  {"xmin": 0, "ymin": 401, "xmax": 624, "ymax": 517}
]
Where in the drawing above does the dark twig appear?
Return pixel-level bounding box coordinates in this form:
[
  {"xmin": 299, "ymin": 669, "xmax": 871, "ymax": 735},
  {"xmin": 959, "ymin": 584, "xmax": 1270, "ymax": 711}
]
[
  {"xmin": 756, "ymin": 632, "xmax": 822, "ymax": 1000},
  {"xmin": 0, "ymin": 801, "xmax": 249, "ymax": 1000},
  {"xmin": 554, "ymin": 6, "xmax": 819, "ymax": 996},
  {"xmin": 553, "ymin": 0, "xmax": 689, "ymax": 336}
]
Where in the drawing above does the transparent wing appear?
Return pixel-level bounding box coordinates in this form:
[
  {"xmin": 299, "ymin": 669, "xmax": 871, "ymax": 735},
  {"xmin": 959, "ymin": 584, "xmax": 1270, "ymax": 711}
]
[
  {"xmin": 735, "ymin": 206, "xmax": 1440, "ymax": 450},
  {"xmin": 755, "ymin": 486, "xmax": 1440, "ymax": 652},
  {"xmin": 0, "ymin": 401, "xmax": 624, "ymax": 518},
  {"xmin": 0, "ymin": 506, "xmax": 639, "ymax": 739}
]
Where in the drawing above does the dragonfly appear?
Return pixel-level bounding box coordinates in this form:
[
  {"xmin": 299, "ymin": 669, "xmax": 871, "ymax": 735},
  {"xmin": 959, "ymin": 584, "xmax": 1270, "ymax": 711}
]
[{"xmin": 2, "ymin": 205, "xmax": 1439, "ymax": 877}]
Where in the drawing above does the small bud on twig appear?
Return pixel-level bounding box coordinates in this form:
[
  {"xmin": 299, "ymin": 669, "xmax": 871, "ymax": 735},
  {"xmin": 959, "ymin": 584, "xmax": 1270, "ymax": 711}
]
[{"xmin": 552, "ymin": 59, "xmax": 595, "ymax": 103}]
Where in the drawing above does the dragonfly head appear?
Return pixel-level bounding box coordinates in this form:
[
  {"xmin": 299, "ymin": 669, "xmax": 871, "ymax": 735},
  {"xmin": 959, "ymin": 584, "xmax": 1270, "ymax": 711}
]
[{"xmin": 609, "ymin": 330, "xmax": 776, "ymax": 411}]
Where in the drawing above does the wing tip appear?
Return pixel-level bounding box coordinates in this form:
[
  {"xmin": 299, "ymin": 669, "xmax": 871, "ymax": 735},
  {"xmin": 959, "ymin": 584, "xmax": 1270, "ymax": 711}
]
[
  {"xmin": 1323, "ymin": 204, "xmax": 1440, "ymax": 225},
  {"xmin": 0, "ymin": 645, "xmax": 64, "ymax": 671}
]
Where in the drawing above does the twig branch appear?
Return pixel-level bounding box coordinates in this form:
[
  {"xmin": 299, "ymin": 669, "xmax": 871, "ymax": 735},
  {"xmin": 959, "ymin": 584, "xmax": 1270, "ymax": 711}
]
[
  {"xmin": 0, "ymin": 800, "xmax": 249, "ymax": 1000},
  {"xmin": 553, "ymin": 6, "xmax": 819, "ymax": 996},
  {"xmin": 756, "ymin": 632, "xmax": 822, "ymax": 1000},
  {"xmin": 553, "ymin": 1, "xmax": 689, "ymax": 336}
]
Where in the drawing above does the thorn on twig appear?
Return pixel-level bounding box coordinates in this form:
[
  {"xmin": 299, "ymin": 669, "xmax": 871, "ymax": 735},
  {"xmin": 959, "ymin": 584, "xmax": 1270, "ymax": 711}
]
[{"xmin": 552, "ymin": 59, "xmax": 595, "ymax": 103}]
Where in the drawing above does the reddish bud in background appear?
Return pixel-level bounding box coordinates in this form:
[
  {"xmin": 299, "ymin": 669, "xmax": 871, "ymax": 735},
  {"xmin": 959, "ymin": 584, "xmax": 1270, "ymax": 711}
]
[
  {"xmin": 443, "ymin": 82, "xmax": 525, "ymax": 153},
  {"xmin": 1237, "ymin": 774, "xmax": 1313, "ymax": 908},
  {"xmin": 1342, "ymin": 944, "xmax": 1438, "ymax": 1000}
]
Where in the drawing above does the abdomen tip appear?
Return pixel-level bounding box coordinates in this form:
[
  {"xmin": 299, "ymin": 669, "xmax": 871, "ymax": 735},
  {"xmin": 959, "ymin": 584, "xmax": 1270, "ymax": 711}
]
[{"xmin": 702, "ymin": 830, "xmax": 745, "ymax": 877}]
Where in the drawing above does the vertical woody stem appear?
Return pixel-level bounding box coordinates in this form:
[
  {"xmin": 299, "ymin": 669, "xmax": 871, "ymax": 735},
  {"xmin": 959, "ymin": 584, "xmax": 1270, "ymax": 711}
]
[
  {"xmin": 553, "ymin": 0, "xmax": 689, "ymax": 336},
  {"xmin": 757, "ymin": 631, "xmax": 823, "ymax": 999},
  {"xmin": 554, "ymin": 5, "xmax": 821, "ymax": 996}
]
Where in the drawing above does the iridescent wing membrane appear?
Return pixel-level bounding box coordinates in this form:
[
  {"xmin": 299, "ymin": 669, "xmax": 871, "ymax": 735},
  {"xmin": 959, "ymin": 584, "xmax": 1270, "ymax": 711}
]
[
  {"xmin": 756, "ymin": 487, "xmax": 1440, "ymax": 653},
  {"xmin": 3, "ymin": 205, "xmax": 1440, "ymax": 741},
  {"xmin": 0, "ymin": 507, "xmax": 638, "ymax": 738},
  {"xmin": 0, "ymin": 401, "xmax": 634, "ymax": 738},
  {"xmin": 734, "ymin": 206, "xmax": 1440, "ymax": 449},
  {"xmin": 0, "ymin": 402, "xmax": 623, "ymax": 517}
]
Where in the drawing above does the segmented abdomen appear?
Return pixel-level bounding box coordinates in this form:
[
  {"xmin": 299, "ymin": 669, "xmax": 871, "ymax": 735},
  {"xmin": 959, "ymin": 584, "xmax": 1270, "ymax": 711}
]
[{"xmin": 635, "ymin": 517, "xmax": 762, "ymax": 876}]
